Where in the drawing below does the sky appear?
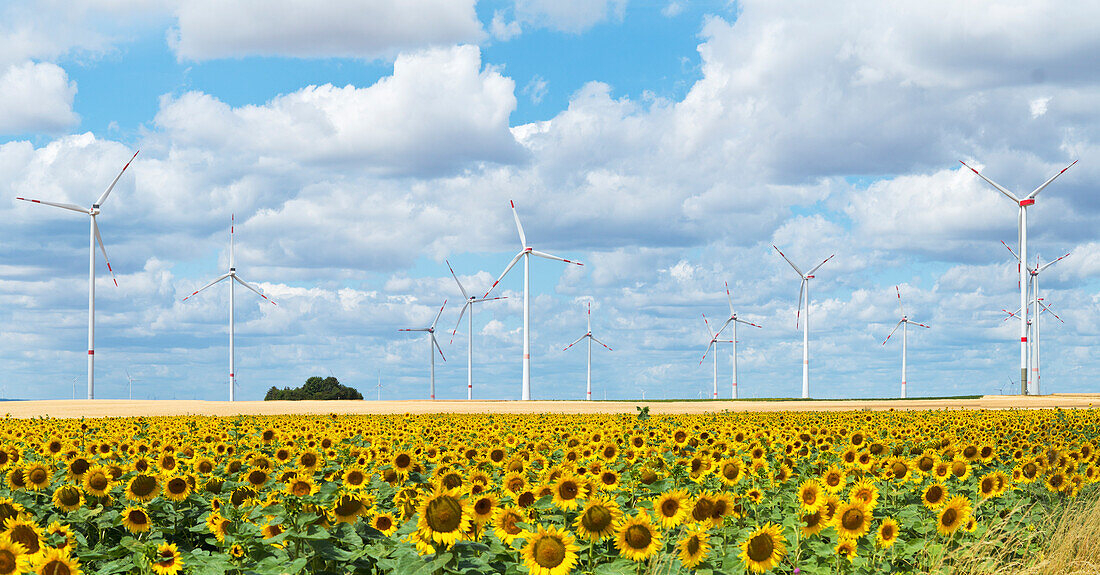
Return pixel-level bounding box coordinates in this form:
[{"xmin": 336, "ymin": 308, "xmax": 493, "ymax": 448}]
[{"xmin": 1, "ymin": 0, "xmax": 1099, "ymax": 401}]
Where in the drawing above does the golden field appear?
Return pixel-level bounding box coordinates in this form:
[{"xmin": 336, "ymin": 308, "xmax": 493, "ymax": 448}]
[{"xmin": 0, "ymin": 399, "xmax": 1097, "ymax": 574}]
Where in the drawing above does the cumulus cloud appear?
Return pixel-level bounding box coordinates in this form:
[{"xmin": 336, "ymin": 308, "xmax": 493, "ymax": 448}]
[
  {"xmin": 513, "ymin": 0, "xmax": 628, "ymax": 33},
  {"xmin": 169, "ymin": 0, "xmax": 483, "ymax": 61},
  {"xmin": 0, "ymin": 62, "xmax": 78, "ymax": 134}
]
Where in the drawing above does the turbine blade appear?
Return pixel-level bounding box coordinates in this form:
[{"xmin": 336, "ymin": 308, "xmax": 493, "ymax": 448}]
[
  {"xmin": 1038, "ymin": 252, "xmax": 1070, "ymax": 272},
  {"xmin": 735, "ymin": 318, "xmax": 763, "ymax": 328},
  {"xmin": 233, "ymin": 275, "xmax": 277, "ymax": 306},
  {"xmin": 445, "ymin": 259, "xmax": 469, "ymax": 301},
  {"xmin": 591, "ymin": 336, "xmax": 612, "ymax": 351},
  {"xmin": 229, "ymin": 214, "xmax": 235, "ymax": 269},
  {"xmin": 796, "ymin": 280, "xmax": 805, "ymax": 330},
  {"xmin": 92, "ymin": 218, "xmax": 119, "ymax": 287},
  {"xmin": 807, "ymin": 253, "xmax": 835, "ymax": 276},
  {"xmin": 895, "ymin": 285, "xmax": 904, "ymax": 317},
  {"xmin": 1001, "ymin": 240, "xmax": 1021, "ymax": 263},
  {"xmin": 910, "ymin": 321, "xmax": 931, "ymax": 329},
  {"xmin": 700, "ymin": 340, "xmax": 716, "ymax": 364},
  {"xmin": 431, "ymin": 300, "xmax": 447, "ymax": 330},
  {"xmin": 563, "ymin": 333, "xmax": 586, "ymax": 351},
  {"xmin": 960, "ymin": 160, "xmax": 1019, "ymax": 202},
  {"xmin": 1039, "ymin": 300, "xmax": 1064, "ymax": 323},
  {"xmin": 702, "ymin": 313, "xmax": 715, "ymax": 338},
  {"xmin": 399, "ymin": 328, "xmax": 431, "ymax": 332},
  {"xmin": 96, "ymin": 150, "xmax": 140, "ymax": 206},
  {"xmin": 433, "ymin": 334, "xmax": 446, "ymax": 361},
  {"xmin": 882, "ymin": 320, "xmax": 903, "ymax": 345},
  {"xmin": 773, "ymin": 245, "xmax": 804, "ymax": 275},
  {"xmin": 473, "ymin": 296, "xmax": 507, "ymax": 302},
  {"xmin": 510, "ymin": 200, "xmax": 527, "ymax": 247},
  {"xmin": 181, "ymin": 272, "xmax": 231, "ymax": 302},
  {"xmin": 725, "ymin": 281, "xmax": 734, "ymax": 316},
  {"xmin": 529, "ymin": 249, "xmax": 582, "ymax": 266},
  {"xmin": 1027, "ymin": 159, "xmax": 1078, "ymax": 200},
  {"xmin": 450, "ymin": 301, "xmax": 469, "ymax": 344},
  {"xmin": 15, "ymin": 197, "xmax": 87, "ymax": 214},
  {"xmin": 484, "ymin": 251, "xmax": 524, "ymax": 297},
  {"xmin": 714, "ymin": 317, "xmax": 734, "ymax": 339}
]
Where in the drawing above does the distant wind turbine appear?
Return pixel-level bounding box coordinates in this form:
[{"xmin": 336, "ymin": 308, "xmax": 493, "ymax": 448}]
[
  {"xmin": 126, "ymin": 370, "xmax": 139, "ymax": 400},
  {"xmin": 377, "ymin": 370, "xmax": 382, "ymax": 401},
  {"xmin": 1002, "ymin": 243, "xmax": 1069, "ymax": 395},
  {"xmin": 563, "ymin": 302, "xmax": 612, "ymax": 401},
  {"xmin": 961, "ymin": 159, "xmax": 1076, "ymax": 394},
  {"xmin": 882, "ymin": 287, "xmax": 930, "ymax": 399},
  {"xmin": 710, "ymin": 282, "xmax": 762, "ymax": 399},
  {"xmin": 16, "ymin": 150, "xmax": 139, "ymax": 399},
  {"xmin": 446, "ymin": 260, "xmax": 505, "ymax": 400},
  {"xmin": 484, "ymin": 201, "xmax": 583, "ymax": 400},
  {"xmin": 399, "ymin": 300, "xmax": 447, "ymax": 400},
  {"xmin": 181, "ymin": 215, "xmax": 277, "ymax": 402},
  {"xmin": 700, "ymin": 313, "xmax": 735, "ymax": 400},
  {"xmin": 774, "ymin": 246, "xmax": 834, "ymax": 398}
]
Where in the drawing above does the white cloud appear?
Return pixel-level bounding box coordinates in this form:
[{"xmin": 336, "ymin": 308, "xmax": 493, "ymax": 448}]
[
  {"xmin": 490, "ymin": 10, "xmax": 523, "ymax": 42},
  {"xmin": 1030, "ymin": 97, "xmax": 1051, "ymax": 118},
  {"xmin": 513, "ymin": 0, "xmax": 628, "ymax": 33},
  {"xmin": 169, "ymin": 0, "xmax": 483, "ymax": 61},
  {"xmin": 0, "ymin": 62, "xmax": 78, "ymax": 134},
  {"xmin": 522, "ymin": 75, "xmax": 549, "ymax": 104},
  {"xmin": 153, "ymin": 45, "xmax": 522, "ymax": 176}
]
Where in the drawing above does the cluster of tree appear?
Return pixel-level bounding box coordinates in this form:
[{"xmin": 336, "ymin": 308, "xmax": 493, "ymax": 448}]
[{"xmin": 264, "ymin": 376, "xmax": 363, "ymax": 401}]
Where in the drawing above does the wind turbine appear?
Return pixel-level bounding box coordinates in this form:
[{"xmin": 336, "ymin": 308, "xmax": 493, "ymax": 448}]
[
  {"xmin": 181, "ymin": 215, "xmax": 277, "ymax": 402},
  {"xmin": 399, "ymin": 300, "xmax": 447, "ymax": 400},
  {"xmin": 1002, "ymin": 242, "xmax": 1069, "ymax": 395},
  {"xmin": 773, "ymin": 246, "xmax": 834, "ymax": 399},
  {"xmin": 881, "ymin": 287, "xmax": 930, "ymax": 399},
  {"xmin": 710, "ymin": 282, "xmax": 762, "ymax": 399},
  {"xmin": 484, "ymin": 200, "xmax": 583, "ymax": 400},
  {"xmin": 700, "ymin": 314, "xmax": 735, "ymax": 399},
  {"xmin": 446, "ymin": 260, "xmax": 506, "ymax": 400},
  {"xmin": 960, "ymin": 159, "xmax": 1077, "ymax": 394},
  {"xmin": 562, "ymin": 302, "xmax": 612, "ymax": 401},
  {"xmin": 16, "ymin": 150, "xmax": 139, "ymax": 399},
  {"xmin": 376, "ymin": 370, "xmax": 382, "ymax": 401},
  {"xmin": 125, "ymin": 370, "xmax": 139, "ymax": 400}
]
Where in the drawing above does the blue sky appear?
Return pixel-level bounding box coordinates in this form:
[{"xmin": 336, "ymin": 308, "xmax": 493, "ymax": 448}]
[{"xmin": 2, "ymin": 0, "xmax": 1099, "ymax": 401}]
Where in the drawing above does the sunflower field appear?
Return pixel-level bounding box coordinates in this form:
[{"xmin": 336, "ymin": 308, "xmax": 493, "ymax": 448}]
[{"xmin": 0, "ymin": 408, "xmax": 1096, "ymax": 574}]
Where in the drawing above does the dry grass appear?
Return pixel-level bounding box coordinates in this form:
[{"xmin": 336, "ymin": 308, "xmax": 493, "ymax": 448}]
[{"xmin": 939, "ymin": 488, "xmax": 1100, "ymax": 575}]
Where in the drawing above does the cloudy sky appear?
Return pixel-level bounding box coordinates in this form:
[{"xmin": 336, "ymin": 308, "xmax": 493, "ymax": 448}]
[{"xmin": 2, "ymin": 0, "xmax": 1098, "ymax": 401}]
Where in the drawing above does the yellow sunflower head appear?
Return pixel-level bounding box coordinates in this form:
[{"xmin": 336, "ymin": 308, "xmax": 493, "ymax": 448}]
[
  {"xmin": 150, "ymin": 542, "xmax": 183, "ymax": 575},
  {"xmin": 491, "ymin": 506, "xmax": 528, "ymax": 546},
  {"xmin": 416, "ymin": 486, "xmax": 472, "ymax": 548},
  {"xmin": 31, "ymin": 547, "xmax": 80, "ymax": 575},
  {"xmin": 0, "ymin": 534, "xmax": 27, "ymax": 575},
  {"xmin": 678, "ymin": 525, "xmax": 711, "ymax": 569},
  {"xmin": 833, "ymin": 500, "xmax": 871, "ymax": 541},
  {"xmin": 573, "ymin": 497, "xmax": 622, "ymax": 541},
  {"xmin": 121, "ymin": 506, "xmax": 152, "ymax": 534},
  {"xmin": 739, "ymin": 522, "xmax": 787, "ymax": 573},
  {"xmin": 614, "ymin": 513, "xmax": 662, "ymax": 562},
  {"xmin": 520, "ymin": 524, "xmax": 580, "ymax": 575},
  {"xmin": 651, "ymin": 490, "xmax": 689, "ymax": 529},
  {"xmin": 876, "ymin": 517, "xmax": 900, "ymax": 548},
  {"xmin": 936, "ymin": 495, "xmax": 972, "ymax": 536}
]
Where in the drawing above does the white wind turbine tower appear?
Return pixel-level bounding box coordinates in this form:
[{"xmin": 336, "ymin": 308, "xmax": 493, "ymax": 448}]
[
  {"xmin": 399, "ymin": 300, "xmax": 447, "ymax": 400},
  {"xmin": 700, "ymin": 314, "xmax": 735, "ymax": 399},
  {"xmin": 709, "ymin": 282, "xmax": 762, "ymax": 399},
  {"xmin": 125, "ymin": 370, "xmax": 139, "ymax": 400},
  {"xmin": 376, "ymin": 370, "xmax": 382, "ymax": 401},
  {"xmin": 1002, "ymin": 242, "xmax": 1069, "ymax": 395},
  {"xmin": 563, "ymin": 302, "xmax": 612, "ymax": 401},
  {"xmin": 773, "ymin": 246, "xmax": 834, "ymax": 399},
  {"xmin": 446, "ymin": 260, "xmax": 506, "ymax": 400},
  {"xmin": 960, "ymin": 159, "xmax": 1077, "ymax": 394},
  {"xmin": 881, "ymin": 286, "xmax": 930, "ymax": 399},
  {"xmin": 16, "ymin": 151, "xmax": 138, "ymax": 399},
  {"xmin": 484, "ymin": 200, "xmax": 583, "ymax": 400},
  {"xmin": 181, "ymin": 215, "xmax": 277, "ymax": 402}
]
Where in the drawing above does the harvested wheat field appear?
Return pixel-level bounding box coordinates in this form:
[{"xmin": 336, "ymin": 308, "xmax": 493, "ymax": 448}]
[{"xmin": 3, "ymin": 393, "xmax": 1099, "ymax": 419}]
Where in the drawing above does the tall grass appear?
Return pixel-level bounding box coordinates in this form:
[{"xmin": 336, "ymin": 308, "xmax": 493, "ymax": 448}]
[{"xmin": 937, "ymin": 486, "xmax": 1100, "ymax": 574}]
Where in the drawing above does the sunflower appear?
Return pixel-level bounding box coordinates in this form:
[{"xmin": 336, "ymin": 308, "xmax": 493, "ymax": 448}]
[
  {"xmin": 5, "ymin": 469, "xmax": 26, "ymax": 492},
  {"xmin": 501, "ymin": 471, "xmax": 527, "ymax": 496},
  {"xmin": 833, "ymin": 500, "xmax": 871, "ymax": 541},
  {"xmin": 614, "ymin": 513, "xmax": 661, "ymax": 562},
  {"xmin": 150, "ymin": 542, "xmax": 182, "ymax": 575},
  {"xmin": 229, "ymin": 544, "xmax": 245, "ymax": 558},
  {"xmin": 718, "ymin": 458, "xmax": 745, "ymax": 486},
  {"xmin": 0, "ymin": 535, "xmax": 25, "ymax": 575},
  {"xmin": 3, "ymin": 517, "xmax": 42, "ymax": 558},
  {"xmin": 922, "ymin": 483, "xmax": 948, "ymax": 510},
  {"xmin": 285, "ymin": 476, "xmax": 318, "ymax": 498},
  {"xmin": 797, "ymin": 480, "xmax": 825, "ymax": 512},
  {"xmin": 391, "ymin": 451, "xmax": 416, "ymax": 476},
  {"xmin": 31, "ymin": 547, "xmax": 80, "ymax": 575},
  {"xmin": 192, "ymin": 456, "xmax": 216, "ymax": 476},
  {"xmin": 52, "ymin": 485, "xmax": 83, "ymax": 513},
  {"xmin": 157, "ymin": 453, "xmax": 178, "ymax": 473},
  {"xmin": 800, "ymin": 509, "xmax": 826, "ymax": 537},
  {"xmin": 678, "ymin": 525, "xmax": 710, "ymax": 569},
  {"xmin": 81, "ymin": 466, "xmax": 112, "ymax": 497},
  {"xmin": 936, "ymin": 495, "xmax": 972, "ymax": 536},
  {"xmin": 47, "ymin": 522, "xmax": 75, "ymax": 552},
  {"xmin": 23, "ymin": 463, "xmax": 50, "ymax": 491},
  {"xmin": 125, "ymin": 474, "xmax": 160, "ymax": 503},
  {"xmin": 245, "ymin": 469, "xmax": 269, "ymax": 489},
  {"xmin": 835, "ymin": 539, "xmax": 857, "ymax": 561},
  {"xmin": 206, "ymin": 512, "xmax": 231, "ymax": 542},
  {"xmin": 296, "ymin": 450, "xmax": 322, "ymax": 472},
  {"xmin": 416, "ymin": 487, "xmax": 472, "ymax": 547},
  {"xmin": 341, "ymin": 467, "xmax": 369, "ymax": 491},
  {"xmin": 822, "ymin": 465, "xmax": 846, "ymax": 492},
  {"xmin": 949, "ymin": 458, "xmax": 972, "ymax": 482},
  {"xmin": 848, "ymin": 478, "xmax": 879, "ymax": 511},
  {"xmin": 596, "ymin": 469, "xmax": 620, "ymax": 491},
  {"xmin": 550, "ymin": 473, "xmax": 585, "ymax": 511},
  {"xmin": 371, "ymin": 512, "xmax": 399, "ymax": 537},
  {"xmin": 492, "ymin": 506, "xmax": 527, "ymax": 545},
  {"xmin": 331, "ymin": 494, "xmax": 370, "ymax": 524},
  {"xmin": 260, "ymin": 520, "xmax": 283, "ymax": 540},
  {"xmin": 121, "ymin": 506, "xmax": 152, "ymax": 534},
  {"xmin": 519, "ymin": 524, "xmax": 579, "ymax": 575},
  {"xmin": 573, "ymin": 497, "xmax": 622, "ymax": 541},
  {"xmin": 470, "ymin": 493, "xmax": 498, "ymax": 526},
  {"xmin": 884, "ymin": 457, "xmax": 913, "ymax": 483},
  {"xmin": 738, "ymin": 522, "xmax": 786, "ymax": 574},
  {"xmin": 688, "ymin": 492, "xmax": 720, "ymax": 526},
  {"xmin": 651, "ymin": 490, "xmax": 689, "ymax": 529},
  {"xmin": 164, "ymin": 476, "xmax": 191, "ymax": 502},
  {"xmin": 876, "ymin": 517, "xmax": 900, "ymax": 548}
]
